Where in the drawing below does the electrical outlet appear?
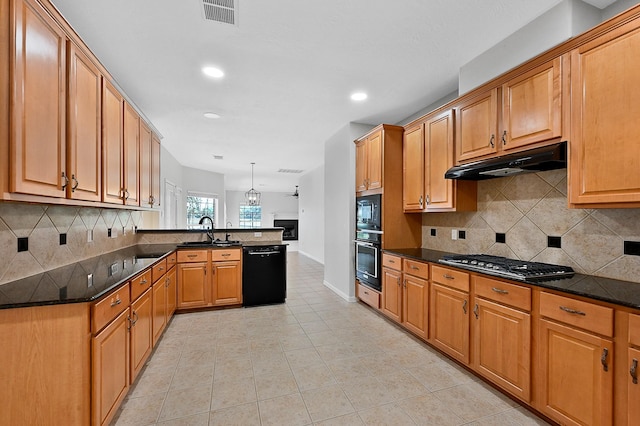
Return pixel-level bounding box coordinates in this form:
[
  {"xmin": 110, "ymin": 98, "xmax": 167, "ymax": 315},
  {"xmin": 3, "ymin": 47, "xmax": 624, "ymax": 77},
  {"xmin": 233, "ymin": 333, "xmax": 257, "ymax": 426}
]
[
  {"xmin": 87, "ymin": 274, "xmax": 94, "ymax": 288},
  {"xmin": 451, "ymin": 229, "xmax": 458, "ymax": 240},
  {"xmin": 122, "ymin": 226, "xmax": 126, "ymax": 236},
  {"xmin": 108, "ymin": 262, "xmax": 118, "ymax": 276},
  {"xmin": 87, "ymin": 229, "xmax": 93, "ymax": 242},
  {"xmin": 254, "ymin": 232, "xmax": 262, "ymax": 237}
]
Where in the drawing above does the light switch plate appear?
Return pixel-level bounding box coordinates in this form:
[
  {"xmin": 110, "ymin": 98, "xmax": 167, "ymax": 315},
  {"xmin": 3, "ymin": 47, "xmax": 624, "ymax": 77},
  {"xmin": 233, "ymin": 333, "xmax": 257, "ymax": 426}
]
[
  {"xmin": 451, "ymin": 229, "xmax": 458, "ymax": 240},
  {"xmin": 87, "ymin": 229, "xmax": 93, "ymax": 242},
  {"xmin": 87, "ymin": 274, "xmax": 94, "ymax": 288}
]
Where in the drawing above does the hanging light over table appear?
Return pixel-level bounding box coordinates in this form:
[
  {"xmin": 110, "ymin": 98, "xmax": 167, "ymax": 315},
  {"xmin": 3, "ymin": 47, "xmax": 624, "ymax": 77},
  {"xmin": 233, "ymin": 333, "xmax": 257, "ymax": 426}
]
[{"xmin": 245, "ymin": 162, "xmax": 261, "ymax": 206}]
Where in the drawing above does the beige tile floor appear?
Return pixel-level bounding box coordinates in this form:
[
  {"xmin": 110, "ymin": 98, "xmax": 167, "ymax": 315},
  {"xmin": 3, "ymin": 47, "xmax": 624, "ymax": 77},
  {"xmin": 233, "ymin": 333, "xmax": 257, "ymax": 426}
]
[{"xmin": 112, "ymin": 252, "xmax": 551, "ymax": 426}]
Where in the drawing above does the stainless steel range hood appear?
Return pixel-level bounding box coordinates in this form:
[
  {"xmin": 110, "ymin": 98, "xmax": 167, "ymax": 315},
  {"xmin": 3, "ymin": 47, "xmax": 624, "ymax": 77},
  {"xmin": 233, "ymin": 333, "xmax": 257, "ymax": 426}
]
[{"xmin": 444, "ymin": 142, "xmax": 567, "ymax": 180}]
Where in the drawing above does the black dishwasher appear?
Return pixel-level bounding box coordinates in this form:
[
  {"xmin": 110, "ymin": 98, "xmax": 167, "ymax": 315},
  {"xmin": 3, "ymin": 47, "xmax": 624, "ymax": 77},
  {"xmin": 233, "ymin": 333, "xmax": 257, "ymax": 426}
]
[{"xmin": 242, "ymin": 244, "xmax": 287, "ymax": 306}]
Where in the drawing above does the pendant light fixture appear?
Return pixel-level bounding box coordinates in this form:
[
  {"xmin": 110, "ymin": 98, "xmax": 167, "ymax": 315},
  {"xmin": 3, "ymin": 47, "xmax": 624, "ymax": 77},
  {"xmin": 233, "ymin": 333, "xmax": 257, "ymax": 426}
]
[{"xmin": 245, "ymin": 162, "xmax": 261, "ymax": 206}]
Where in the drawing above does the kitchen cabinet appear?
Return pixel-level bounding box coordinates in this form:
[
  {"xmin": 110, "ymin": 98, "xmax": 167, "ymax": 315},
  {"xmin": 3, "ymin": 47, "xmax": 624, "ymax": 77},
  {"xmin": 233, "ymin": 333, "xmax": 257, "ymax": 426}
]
[
  {"xmin": 569, "ymin": 18, "xmax": 640, "ymax": 207},
  {"xmin": 92, "ymin": 308, "xmax": 130, "ymax": 426},
  {"xmin": 152, "ymin": 272, "xmax": 167, "ymax": 346},
  {"xmin": 67, "ymin": 41, "xmax": 102, "ymax": 202},
  {"xmin": 129, "ymin": 287, "xmax": 153, "ymax": 382},
  {"xmin": 151, "ymin": 133, "xmax": 161, "ymax": 207},
  {"xmin": 10, "ymin": 0, "xmax": 67, "ymax": 198},
  {"xmin": 102, "ymin": 79, "xmax": 124, "ymax": 204},
  {"xmin": 381, "ymin": 258, "xmax": 402, "ymax": 323},
  {"xmin": 177, "ymin": 248, "xmax": 242, "ymax": 309},
  {"xmin": 356, "ymin": 281, "xmax": 380, "ymax": 310},
  {"xmin": 626, "ymin": 313, "xmax": 640, "ymax": 425},
  {"xmin": 537, "ymin": 291, "xmax": 614, "ymax": 426},
  {"xmin": 455, "ymin": 58, "xmax": 563, "ymax": 164},
  {"xmin": 429, "ymin": 265, "xmax": 470, "ymax": 364},
  {"xmin": 402, "ymin": 258, "xmax": 428, "ymax": 339},
  {"xmin": 472, "ymin": 276, "xmax": 531, "ymax": 402},
  {"xmin": 355, "ymin": 129, "xmax": 382, "ymax": 193},
  {"xmin": 166, "ymin": 265, "xmax": 177, "ymax": 317},
  {"xmin": 403, "ymin": 110, "xmax": 476, "ymax": 213},
  {"xmin": 123, "ymin": 102, "xmax": 140, "ymax": 206},
  {"xmin": 139, "ymin": 120, "xmax": 153, "ymax": 208}
]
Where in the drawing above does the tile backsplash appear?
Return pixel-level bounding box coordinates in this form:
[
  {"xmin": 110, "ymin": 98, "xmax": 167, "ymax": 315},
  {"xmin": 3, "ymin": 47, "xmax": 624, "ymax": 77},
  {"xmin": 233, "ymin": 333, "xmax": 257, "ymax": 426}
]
[
  {"xmin": 422, "ymin": 169, "xmax": 640, "ymax": 283},
  {"xmin": 0, "ymin": 203, "xmax": 142, "ymax": 285}
]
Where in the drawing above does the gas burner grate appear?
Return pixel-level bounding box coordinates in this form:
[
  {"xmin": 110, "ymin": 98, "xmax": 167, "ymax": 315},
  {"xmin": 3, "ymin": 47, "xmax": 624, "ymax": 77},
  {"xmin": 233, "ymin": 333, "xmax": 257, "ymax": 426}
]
[{"xmin": 438, "ymin": 254, "xmax": 574, "ymax": 282}]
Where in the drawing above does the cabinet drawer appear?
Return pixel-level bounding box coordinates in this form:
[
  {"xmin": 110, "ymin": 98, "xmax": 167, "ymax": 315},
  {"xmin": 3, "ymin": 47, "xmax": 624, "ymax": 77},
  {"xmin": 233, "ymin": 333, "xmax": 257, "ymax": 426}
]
[
  {"xmin": 130, "ymin": 269, "xmax": 152, "ymax": 301},
  {"xmin": 358, "ymin": 283, "xmax": 380, "ymax": 309},
  {"xmin": 152, "ymin": 259, "xmax": 167, "ymax": 283},
  {"xmin": 539, "ymin": 291, "xmax": 613, "ymax": 337},
  {"xmin": 92, "ymin": 283, "xmax": 130, "ymax": 333},
  {"xmin": 403, "ymin": 258, "xmax": 429, "ymax": 280},
  {"xmin": 177, "ymin": 250, "xmax": 208, "ymax": 263},
  {"xmin": 211, "ymin": 249, "xmax": 241, "ymax": 262},
  {"xmin": 431, "ymin": 265, "xmax": 469, "ymax": 292},
  {"xmin": 166, "ymin": 251, "xmax": 177, "ymax": 267},
  {"xmin": 382, "ymin": 254, "xmax": 402, "ymax": 271},
  {"xmin": 474, "ymin": 276, "xmax": 531, "ymax": 311},
  {"xmin": 629, "ymin": 313, "xmax": 640, "ymax": 347}
]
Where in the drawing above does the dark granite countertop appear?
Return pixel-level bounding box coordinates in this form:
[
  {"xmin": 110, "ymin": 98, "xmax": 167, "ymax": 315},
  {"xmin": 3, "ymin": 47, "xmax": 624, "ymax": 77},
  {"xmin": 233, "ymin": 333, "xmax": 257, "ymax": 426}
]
[
  {"xmin": 137, "ymin": 228, "xmax": 284, "ymax": 233},
  {"xmin": 384, "ymin": 248, "xmax": 640, "ymax": 310}
]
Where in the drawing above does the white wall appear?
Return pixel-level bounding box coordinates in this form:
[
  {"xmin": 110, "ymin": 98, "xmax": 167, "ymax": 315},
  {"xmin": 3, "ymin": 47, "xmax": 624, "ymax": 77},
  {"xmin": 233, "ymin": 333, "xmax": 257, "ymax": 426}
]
[
  {"xmin": 224, "ymin": 190, "xmax": 298, "ymax": 228},
  {"xmin": 459, "ymin": 0, "xmax": 601, "ymax": 94},
  {"xmin": 323, "ymin": 122, "xmax": 374, "ymax": 302},
  {"xmin": 298, "ymin": 164, "xmax": 324, "ymax": 263},
  {"xmin": 603, "ymin": 0, "xmax": 640, "ymax": 19},
  {"xmin": 182, "ymin": 166, "xmax": 225, "ymax": 227}
]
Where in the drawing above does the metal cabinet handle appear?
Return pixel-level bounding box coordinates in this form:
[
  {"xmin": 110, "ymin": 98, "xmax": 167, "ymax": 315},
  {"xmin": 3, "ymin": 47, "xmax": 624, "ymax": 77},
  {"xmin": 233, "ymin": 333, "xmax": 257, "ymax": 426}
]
[
  {"xmin": 71, "ymin": 174, "xmax": 79, "ymax": 192},
  {"xmin": 165, "ymin": 277, "xmax": 170, "ymax": 288},
  {"xmin": 396, "ymin": 277, "xmax": 400, "ymax": 286},
  {"xmin": 403, "ymin": 279, "xmax": 407, "ymax": 288},
  {"xmin": 388, "ymin": 260, "xmax": 395, "ymax": 264},
  {"xmin": 462, "ymin": 299, "xmax": 468, "ymax": 314},
  {"xmin": 61, "ymin": 172, "xmax": 69, "ymax": 190},
  {"xmin": 131, "ymin": 311, "xmax": 139, "ymax": 326},
  {"xmin": 443, "ymin": 274, "xmax": 455, "ymax": 280},
  {"xmin": 187, "ymin": 254, "xmax": 198, "ymax": 258},
  {"xmin": 631, "ymin": 359, "xmax": 638, "ymax": 384},
  {"xmin": 123, "ymin": 189, "xmax": 130, "ymax": 200},
  {"xmin": 158, "ymin": 267, "xmax": 164, "ymax": 271},
  {"xmin": 419, "ymin": 196, "xmax": 423, "ymax": 207},
  {"xmin": 502, "ymin": 130, "xmax": 507, "ymax": 145},
  {"xmin": 560, "ymin": 306, "xmax": 586, "ymax": 316},
  {"xmin": 127, "ymin": 315, "xmax": 132, "ymax": 330},
  {"xmin": 601, "ymin": 348, "xmax": 609, "ymax": 372},
  {"xmin": 473, "ymin": 303, "xmax": 479, "ymax": 319},
  {"xmin": 363, "ymin": 290, "xmax": 369, "ymax": 295},
  {"xmin": 426, "ymin": 195, "xmax": 430, "ymax": 205},
  {"xmin": 222, "ymin": 253, "xmax": 231, "ymax": 257},
  {"xmin": 492, "ymin": 287, "xmax": 509, "ymax": 295},
  {"xmin": 149, "ymin": 195, "xmax": 155, "ymax": 206},
  {"xmin": 410, "ymin": 265, "xmax": 419, "ymax": 270},
  {"xmin": 110, "ymin": 298, "xmax": 121, "ymax": 307},
  {"xmin": 140, "ymin": 278, "xmax": 148, "ymax": 285},
  {"xmin": 489, "ymin": 134, "xmax": 495, "ymax": 148}
]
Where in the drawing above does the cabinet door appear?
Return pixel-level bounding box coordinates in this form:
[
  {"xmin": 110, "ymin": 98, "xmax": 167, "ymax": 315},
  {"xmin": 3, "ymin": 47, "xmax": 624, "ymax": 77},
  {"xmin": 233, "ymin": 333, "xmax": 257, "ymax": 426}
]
[
  {"xmin": 11, "ymin": 0, "xmax": 66, "ymax": 197},
  {"xmin": 130, "ymin": 289, "xmax": 153, "ymax": 383},
  {"xmin": 177, "ymin": 262, "xmax": 208, "ymax": 309},
  {"xmin": 212, "ymin": 261, "xmax": 242, "ymax": 306},
  {"xmin": 92, "ymin": 308, "xmax": 130, "ymax": 426},
  {"xmin": 403, "ymin": 274, "xmax": 428, "ymax": 339},
  {"xmin": 382, "ymin": 267, "xmax": 402, "ymax": 323},
  {"xmin": 151, "ymin": 133, "xmax": 161, "ymax": 207},
  {"xmin": 67, "ymin": 41, "xmax": 101, "ymax": 201},
  {"xmin": 367, "ymin": 131, "xmax": 383, "ymax": 190},
  {"xmin": 152, "ymin": 279, "xmax": 166, "ymax": 347},
  {"xmin": 355, "ymin": 139, "xmax": 367, "ymax": 192},
  {"xmin": 502, "ymin": 57, "xmax": 562, "ymax": 151},
  {"xmin": 139, "ymin": 121, "xmax": 152, "ymax": 207},
  {"xmin": 473, "ymin": 298, "xmax": 531, "ymax": 402},
  {"xmin": 455, "ymin": 88, "xmax": 498, "ymax": 163},
  {"xmin": 429, "ymin": 283, "xmax": 470, "ymax": 364},
  {"xmin": 102, "ymin": 80, "xmax": 123, "ymax": 204},
  {"xmin": 538, "ymin": 319, "xmax": 613, "ymax": 426},
  {"xmin": 629, "ymin": 347, "xmax": 640, "ymax": 425},
  {"xmin": 403, "ymin": 123, "xmax": 424, "ymax": 212},
  {"xmin": 166, "ymin": 266, "xmax": 177, "ymax": 318},
  {"xmin": 570, "ymin": 20, "xmax": 640, "ymax": 206},
  {"xmin": 425, "ymin": 109, "xmax": 455, "ymax": 211},
  {"xmin": 123, "ymin": 102, "xmax": 140, "ymax": 206}
]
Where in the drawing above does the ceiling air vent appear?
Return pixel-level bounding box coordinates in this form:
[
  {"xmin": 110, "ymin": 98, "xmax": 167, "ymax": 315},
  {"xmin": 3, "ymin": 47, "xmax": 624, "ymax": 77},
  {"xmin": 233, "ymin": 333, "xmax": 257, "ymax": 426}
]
[
  {"xmin": 278, "ymin": 169, "xmax": 304, "ymax": 174},
  {"xmin": 202, "ymin": 0, "xmax": 238, "ymax": 26}
]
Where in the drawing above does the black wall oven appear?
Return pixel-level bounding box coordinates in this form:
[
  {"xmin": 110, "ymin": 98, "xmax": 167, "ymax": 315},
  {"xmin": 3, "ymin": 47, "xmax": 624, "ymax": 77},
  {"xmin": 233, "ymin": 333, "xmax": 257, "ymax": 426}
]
[{"xmin": 355, "ymin": 230, "xmax": 381, "ymax": 291}]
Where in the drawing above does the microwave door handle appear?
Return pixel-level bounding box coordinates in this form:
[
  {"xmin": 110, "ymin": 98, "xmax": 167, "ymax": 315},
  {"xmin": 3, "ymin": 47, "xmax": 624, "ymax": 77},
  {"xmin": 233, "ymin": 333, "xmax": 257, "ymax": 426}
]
[{"xmin": 354, "ymin": 240, "xmax": 374, "ymax": 246}]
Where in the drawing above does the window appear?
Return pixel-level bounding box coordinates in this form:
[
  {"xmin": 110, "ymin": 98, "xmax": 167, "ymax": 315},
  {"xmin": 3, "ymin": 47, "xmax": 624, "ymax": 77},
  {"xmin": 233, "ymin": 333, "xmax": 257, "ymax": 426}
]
[
  {"xmin": 186, "ymin": 193, "xmax": 218, "ymax": 228},
  {"xmin": 239, "ymin": 205, "xmax": 261, "ymax": 228}
]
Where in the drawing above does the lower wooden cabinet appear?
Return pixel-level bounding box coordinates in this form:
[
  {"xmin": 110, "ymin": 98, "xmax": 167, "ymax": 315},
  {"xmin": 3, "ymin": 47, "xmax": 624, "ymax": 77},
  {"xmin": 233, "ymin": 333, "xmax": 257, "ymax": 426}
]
[
  {"xmin": 429, "ymin": 282, "xmax": 470, "ymax": 364},
  {"xmin": 92, "ymin": 308, "xmax": 130, "ymax": 426},
  {"xmin": 403, "ymin": 273, "xmax": 428, "ymax": 339},
  {"xmin": 212, "ymin": 260, "xmax": 242, "ymax": 306},
  {"xmin": 152, "ymin": 276, "xmax": 167, "ymax": 346},
  {"xmin": 382, "ymin": 266, "xmax": 402, "ymax": 322},
  {"xmin": 628, "ymin": 347, "xmax": 640, "ymax": 424},
  {"xmin": 177, "ymin": 261, "xmax": 208, "ymax": 308},
  {"xmin": 538, "ymin": 318, "xmax": 613, "ymax": 426},
  {"xmin": 166, "ymin": 266, "xmax": 177, "ymax": 318},
  {"xmin": 130, "ymin": 288, "xmax": 153, "ymax": 383}
]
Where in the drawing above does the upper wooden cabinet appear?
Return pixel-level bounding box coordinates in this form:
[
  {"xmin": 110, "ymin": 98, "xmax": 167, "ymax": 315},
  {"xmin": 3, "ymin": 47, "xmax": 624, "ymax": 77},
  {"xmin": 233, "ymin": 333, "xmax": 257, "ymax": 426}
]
[
  {"xmin": 67, "ymin": 41, "xmax": 101, "ymax": 202},
  {"xmin": 355, "ymin": 129, "xmax": 382, "ymax": 193},
  {"xmin": 403, "ymin": 110, "xmax": 476, "ymax": 213},
  {"xmin": 151, "ymin": 133, "xmax": 161, "ymax": 208},
  {"xmin": 455, "ymin": 58, "xmax": 564, "ymax": 164},
  {"xmin": 139, "ymin": 121, "xmax": 152, "ymax": 208},
  {"xmin": 123, "ymin": 102, "xmax": 140, "ymax": 206},
  {"xmin": 102, "ymin": 80, "xmax": 124, "ymax": 205},
  {"xmin": 569, "ymin": 18, "xmax": 640, "ymax": 207},
  {"xmin": 10, "ymin": 0, "xmax": 67, "ymax": 198}
]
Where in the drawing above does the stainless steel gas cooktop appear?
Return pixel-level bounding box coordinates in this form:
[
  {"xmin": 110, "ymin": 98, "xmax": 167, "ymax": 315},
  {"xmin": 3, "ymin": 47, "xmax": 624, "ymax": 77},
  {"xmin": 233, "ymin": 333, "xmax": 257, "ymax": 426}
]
[{"xmin": 438, "ymin": 254, "xmax": 575, "ymax": 282}]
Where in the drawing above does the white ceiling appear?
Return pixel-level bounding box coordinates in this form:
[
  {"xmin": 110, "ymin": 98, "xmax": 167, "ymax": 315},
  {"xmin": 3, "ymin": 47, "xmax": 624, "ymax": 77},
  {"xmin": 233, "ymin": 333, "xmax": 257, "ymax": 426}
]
[{"xmin": 48, "ymin": 0, "xmax": 591, "ymax": 193}]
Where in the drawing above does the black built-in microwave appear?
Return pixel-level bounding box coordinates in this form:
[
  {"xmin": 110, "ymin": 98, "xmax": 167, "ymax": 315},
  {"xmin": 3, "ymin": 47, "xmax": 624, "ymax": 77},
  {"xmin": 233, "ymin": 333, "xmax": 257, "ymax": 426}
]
[{"xmin": 356, "ymin": 194, "xmax": 381, "ymax": 232}]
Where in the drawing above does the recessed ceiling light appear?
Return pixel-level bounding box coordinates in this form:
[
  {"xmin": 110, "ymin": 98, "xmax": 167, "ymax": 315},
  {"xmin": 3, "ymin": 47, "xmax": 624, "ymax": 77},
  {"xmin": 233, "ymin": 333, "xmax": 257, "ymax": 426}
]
[
  {"xmin": 202, "ymin": 66, "xmax": 224, "ymax": 78},
  {"xmin": 351, "ymin": 92, "xmax": 368, "ymax": 101},
  {"xmin": 204, "ymin": 112, "xmax": 220, "ymax": 119}
]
